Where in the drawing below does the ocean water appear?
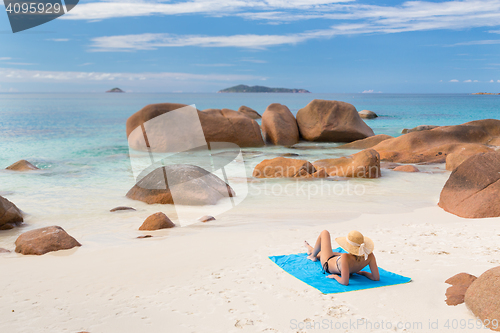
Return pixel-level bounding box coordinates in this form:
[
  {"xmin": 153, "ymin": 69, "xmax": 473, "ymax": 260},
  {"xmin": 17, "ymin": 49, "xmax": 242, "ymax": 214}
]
[{"xmin": 0, "ymin": 93, "xmax": 498, "ymax": 251}]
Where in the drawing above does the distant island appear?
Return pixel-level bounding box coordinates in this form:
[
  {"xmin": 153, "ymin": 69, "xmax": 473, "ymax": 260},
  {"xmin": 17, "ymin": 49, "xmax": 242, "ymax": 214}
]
[
  {"xmin": 472, "ymin": 92, "xmax": 499, "ymax": 95},
  {"xmin": 106, "ymin": 88, "xmax": 124, "ymax": 93},
  {"xmin": 218, "ymin": 84, "xmax": 310, "ymax": 93}
]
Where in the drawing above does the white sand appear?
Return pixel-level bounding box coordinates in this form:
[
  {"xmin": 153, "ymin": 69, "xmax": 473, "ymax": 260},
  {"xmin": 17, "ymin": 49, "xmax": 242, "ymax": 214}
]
[{"xmin": 1, "ymin": 165, "xmax": 500, "ymax": 333}]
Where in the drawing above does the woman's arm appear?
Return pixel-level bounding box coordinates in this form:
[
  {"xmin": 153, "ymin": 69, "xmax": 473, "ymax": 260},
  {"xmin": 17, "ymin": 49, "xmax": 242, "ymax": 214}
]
[{"xmin": 357, "ymin": 254, "xmax": 380, "ymax": 281}]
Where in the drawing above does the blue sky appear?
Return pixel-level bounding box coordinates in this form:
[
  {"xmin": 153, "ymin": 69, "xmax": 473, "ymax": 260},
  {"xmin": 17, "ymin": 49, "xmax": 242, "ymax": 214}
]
[{"xmin": 1, "ymin": 0, "xmax": 500, "ymax": 93}]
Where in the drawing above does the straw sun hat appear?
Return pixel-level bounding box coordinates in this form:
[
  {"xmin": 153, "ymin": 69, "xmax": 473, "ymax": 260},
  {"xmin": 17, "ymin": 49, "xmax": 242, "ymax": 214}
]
[{"xmin": 336, "ymin": 230, "xmax": 374, "ymax": 260}]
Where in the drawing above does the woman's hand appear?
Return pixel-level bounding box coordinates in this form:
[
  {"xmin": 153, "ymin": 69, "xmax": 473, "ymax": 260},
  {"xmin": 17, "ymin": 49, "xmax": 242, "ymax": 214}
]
[{"xmin": 327, "ymin": 274, "xmax": 348, "ymax": 286}]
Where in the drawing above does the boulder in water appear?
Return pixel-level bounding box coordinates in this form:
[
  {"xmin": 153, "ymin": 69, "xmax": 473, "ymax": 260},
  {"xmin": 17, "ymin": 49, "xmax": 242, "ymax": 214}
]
[
  {"xmin": 313, "ymin": 149, "xmax": 381, "ymax": 178},
  {"xmin": 401, "ymin": 125, "xmax": 440, "ymax": 134},
  {"xmin": 296, "ymin": 100, "xmax": 374, "ymax": 142},
  {"xmin": 261, "ymin": 103, "xmax": 299, "ymax": 146},
  {"xmin": 238, "ymin": 105, "xmax": 261, "ymax": 119},
  {"xmin": 372, "ymin": 119, "xmax": 500, "ymax": 163},
  {"xmin": 338, "ymin": 134, "xmax": 393, "ymax": 149},
  {"xmin": 126, "ymin": 103, "xmax": 264, "ymax": 150},
  {"xmin": 0, "ymin": 196, "xmax": 23, "ymax": 230},
  {"xmin": 6, "ymin": 160, "xmax": 38, "ymax": 171},
  {"xmin": 358, "ymin": 110, "xmax": 378, "ymax": 119},
  {"xmin": 253, "ymin": 157, "xmax": 316, "ymax": 178}
]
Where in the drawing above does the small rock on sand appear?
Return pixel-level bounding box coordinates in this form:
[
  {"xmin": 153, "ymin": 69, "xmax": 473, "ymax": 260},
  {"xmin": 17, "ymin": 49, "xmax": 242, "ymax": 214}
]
[
  {"xmin": 445, "ymin": 272, "xmax": 477, "ymax": 306},
  {"xmin": 198, "ymin": 215, "xmax": 216, "ymax": 222},
  {"xmin": 0, "ymin": 248, "xmax": 10, "ymax": 253},
  {"xmin": 15, "ymin": 226, "xmax": 81, "ymax": 255},
  {"xmin": 110, "ymin": 206, "xmax": 136, "ymax": 212},
  {"xmin": 139, "ymin": 212, "xmax": 175, "ymax": 230},
  {"xmin": 137, "ymin": 235, "xmax": 153, "ymax": 239}
]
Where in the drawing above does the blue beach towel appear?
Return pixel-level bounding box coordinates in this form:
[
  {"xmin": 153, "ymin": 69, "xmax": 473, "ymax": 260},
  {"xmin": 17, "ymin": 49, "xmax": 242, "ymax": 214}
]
[{"xmin": 269, "ymin": 247, "xmax": 411, "ymax": 294}]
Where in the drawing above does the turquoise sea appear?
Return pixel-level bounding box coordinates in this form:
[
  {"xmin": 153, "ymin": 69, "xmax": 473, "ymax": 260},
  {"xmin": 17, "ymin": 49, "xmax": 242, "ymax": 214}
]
[{"xmin": 0, "ymin": 93, "xmax": 499, "ymax": 250}]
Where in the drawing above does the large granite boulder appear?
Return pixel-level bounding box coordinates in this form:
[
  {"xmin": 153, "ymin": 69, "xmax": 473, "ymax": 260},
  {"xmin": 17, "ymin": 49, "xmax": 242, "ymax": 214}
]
[
  {"xmin": 253, "ymin": 157, "xmax": 316, "ymax": 178},
  {"xmin": 465, "ymin": 266, "xmax": 500, "ymax": 331},
  {"xmin": 6, "ymin": 160, "xmax": 39, "ymax": 171},
  {"xmin": 261, "ymin": 103, "xmax": 299, "ymax": 146},
  {"xmin": 139, "ymin": 212, "xmax": 175, "ymax": 230},
  {"xmin": 126, "ymin": 103, "xmax": 264, "ymax": 151},
  {"xmin": 127, "ymin": 164, "xmax": 235, "ymax": 205},
  {"xmin": 439, "ymin": 151, "xmax": 500, "ymax": 218},
  {"xmin": 296, "ymin": 100, "xmax": 374, "ymax": 142},
  {"xmin": 15, "ymin": 226, "xmax": 81, "ymax": 255},
  {"xmin": 445, "ymin": 144, "xmax": 494, "ymax": 171},
  {"xmin": 0, "ymin": 196, "xmax": 23, "ymax": 230},
  {"xmin": 338, "ymin": 134, "xmax": 393, "ymax": 149},
  {"xmin": 313, "ymin": 149, "xmax": 381, "ymax": 178},
  {"xmin": 238, "ymin": 105, "xmax": 261, "ymax": 119},
  {"xmin": 358, "ymin": 110, "xmax": 378, "ymax": 119},
  {"xmin": 372, "ymin": 119, "xmax": 500, "ymax": 163}
]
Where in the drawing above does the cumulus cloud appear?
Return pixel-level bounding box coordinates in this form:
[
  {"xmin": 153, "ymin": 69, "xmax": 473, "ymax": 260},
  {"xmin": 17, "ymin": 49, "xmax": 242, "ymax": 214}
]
[
  {"xmin": 46, "ymin": 38, "xmax": 70, "ymax": 42},
  {"xmin": 449, "ymin": 79, "xmax": 459, "ymax": 82},
  {"xmin": 464, "ymin": 79, "xmax": 472, "ymax": 82}
]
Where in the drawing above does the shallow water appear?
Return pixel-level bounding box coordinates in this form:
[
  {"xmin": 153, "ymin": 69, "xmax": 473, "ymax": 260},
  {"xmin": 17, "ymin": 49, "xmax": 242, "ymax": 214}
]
[{"xmin": 0, "ymin": 93, "xmax": 498, "ymax": 250}]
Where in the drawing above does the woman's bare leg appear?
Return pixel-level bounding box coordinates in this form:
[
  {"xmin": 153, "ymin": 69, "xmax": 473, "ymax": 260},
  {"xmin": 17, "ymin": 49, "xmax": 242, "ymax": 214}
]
[{"xmin": 307, "ymin": 230, "xmax": 334, "ymax": 264}]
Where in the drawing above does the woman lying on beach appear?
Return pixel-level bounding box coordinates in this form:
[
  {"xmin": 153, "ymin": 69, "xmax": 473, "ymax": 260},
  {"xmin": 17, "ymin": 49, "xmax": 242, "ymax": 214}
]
[{"xmin": 304, "ymin": 230, "xmax": 379, "ymax": 286}]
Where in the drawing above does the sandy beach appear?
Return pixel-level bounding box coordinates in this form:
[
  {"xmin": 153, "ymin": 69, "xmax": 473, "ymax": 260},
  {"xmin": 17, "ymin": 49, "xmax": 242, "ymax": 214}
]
[{"xmin": 1, "ymin": 162, "xmax": 499, "ymax": 333}]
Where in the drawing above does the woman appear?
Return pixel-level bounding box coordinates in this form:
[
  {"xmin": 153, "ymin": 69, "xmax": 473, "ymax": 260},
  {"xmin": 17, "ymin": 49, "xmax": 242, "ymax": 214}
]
[{"xmin": 304, "ymin": 230, "xmax": 379, "ymax": 286}]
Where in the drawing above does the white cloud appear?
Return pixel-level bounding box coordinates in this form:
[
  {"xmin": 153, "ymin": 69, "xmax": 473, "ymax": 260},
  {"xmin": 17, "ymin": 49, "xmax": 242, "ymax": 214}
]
[
  {"xmin": 89, "ymin": 33, "xmax": 316, "ymax": 51},
  {"xmin": 85, "ymin": 0, "xmax": 500, "ymax": 51},
  {"xmin": 63, "ymin": 0, "xmax": 356, "ymax": 21},
  {"xmin": 464, "ymin": 79, "xmax": 472, "ymax": 82},
  {"xmin": 490, "ymin": 79, "xmax": 495, "ymax": 82},
  {"xmin": 46, "ymin": 38, "xmax": 70, "ymax": 42},
  {"xmin": 362, "ymin": 89, "xmax": 374, "ymax": 93},
  {"xmin": 449, "ymin": 79, "xmax": 459, "ymax": 82},
  {"xmin": 498, "ymin": 79, "xmax": 500, "ymax": 82},
  {"xmin": 489, "ymin": 29, "xmax": 500, "ymax": 33},
  {"xmin": 240, "ymin": 58, "xmax": 267, "ymax": 63},
  {"xmin": 0, "ymin": 57, "xmax": 12, "ymax": 61},
  {"xmin": 474, "ymin": 79, "xmax": 479, "ymax": 82},
  {"xmin": 193, "ymin": 63, "xmax": 235, "ymax": 67},
  {"xmin": 450, "ymin": 39, "xmax": 500, "ymax": 46},
  {"xmin": 0, "ymin": 67, "xmax": 263, "ymax": 83}
]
